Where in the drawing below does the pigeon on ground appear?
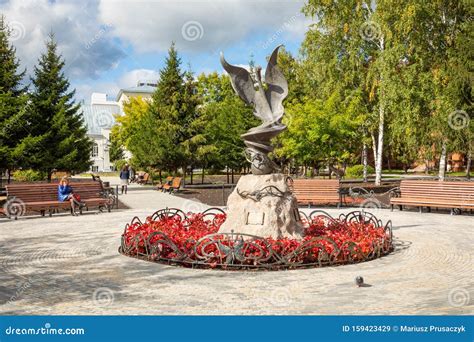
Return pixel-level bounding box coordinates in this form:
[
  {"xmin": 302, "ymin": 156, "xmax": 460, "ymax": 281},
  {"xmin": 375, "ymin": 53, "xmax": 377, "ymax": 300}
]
[{"xmin": 355, "ymin": 276, "xmax": 364, "ymax": 287}]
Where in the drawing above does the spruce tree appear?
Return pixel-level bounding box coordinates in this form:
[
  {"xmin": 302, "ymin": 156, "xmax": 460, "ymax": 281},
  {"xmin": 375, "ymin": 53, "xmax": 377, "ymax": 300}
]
[
  {"xmin": 0, "ymin": 15, "xmax": 27, "ymax": 175},
  {"xmin": 14, "ymin": 33, "xmax": 92, "ymax": 179},
  {"xmin": 147, "ymin": 42, "xmax": 187, "ymax": 173}
]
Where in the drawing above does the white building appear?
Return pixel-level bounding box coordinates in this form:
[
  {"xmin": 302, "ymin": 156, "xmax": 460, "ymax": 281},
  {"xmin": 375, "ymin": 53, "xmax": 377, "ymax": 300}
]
[
  {"xmin": 116, "ymin": 80, "xmax": 157, "ymax": 110},
  {"xmin": 81, "ymin": 81, "xmax": 156, "ymax": 172}
]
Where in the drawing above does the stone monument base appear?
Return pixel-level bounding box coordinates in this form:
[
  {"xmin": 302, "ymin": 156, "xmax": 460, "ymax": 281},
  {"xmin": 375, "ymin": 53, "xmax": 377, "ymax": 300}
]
[{"xmin": 218, "ymin": 173, "xmax": 304, "ymax": 239}]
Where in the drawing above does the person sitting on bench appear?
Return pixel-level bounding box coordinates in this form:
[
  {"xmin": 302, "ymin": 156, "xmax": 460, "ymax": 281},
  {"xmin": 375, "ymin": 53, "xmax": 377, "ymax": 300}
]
[{"xmin": 58, "ymin": 176, "xmax": 82, "ymax": 216}]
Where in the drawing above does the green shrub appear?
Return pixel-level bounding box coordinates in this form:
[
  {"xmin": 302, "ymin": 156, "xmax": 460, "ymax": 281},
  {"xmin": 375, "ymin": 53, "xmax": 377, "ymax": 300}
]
[
  {"xmin": 345, "ymin": 164, "xmax": 374, "ymax": 179},
  {"xmin": 12, "ymin": 169, "xmax": 47, "ymax": 182},
  {"xmin": 114, "ymin": 159, "xmax": 128, "ymax": 171}
]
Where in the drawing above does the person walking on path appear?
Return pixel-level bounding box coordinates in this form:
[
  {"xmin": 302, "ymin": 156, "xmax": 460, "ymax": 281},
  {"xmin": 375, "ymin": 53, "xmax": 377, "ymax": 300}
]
[{"xmin": 120, "ymin": 164, "xmax": 130, "ymax": 194}]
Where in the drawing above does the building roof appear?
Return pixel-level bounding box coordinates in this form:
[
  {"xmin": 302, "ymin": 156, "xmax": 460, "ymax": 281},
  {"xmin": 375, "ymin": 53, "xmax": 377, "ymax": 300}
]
[
  {"xmin": 116, "ymin": 84, "xmax": 156, "ymax": 101},
  {"xmin": 80, "ymin": 103, "xmax": 121, "ymax": 135}
]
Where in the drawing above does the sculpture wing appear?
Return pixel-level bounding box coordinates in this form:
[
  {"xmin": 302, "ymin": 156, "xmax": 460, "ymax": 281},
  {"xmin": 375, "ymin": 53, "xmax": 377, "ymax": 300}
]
[
  {"xmin": 264, "ymin": 45, "xmax": 288, "ymax": 120},
  {"xmin": 220, "ymin": 52, "xmax": 256, "ymax": 105}
]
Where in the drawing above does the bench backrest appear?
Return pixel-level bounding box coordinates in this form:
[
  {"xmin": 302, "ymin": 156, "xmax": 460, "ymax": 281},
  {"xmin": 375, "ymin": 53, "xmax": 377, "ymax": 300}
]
[
  {"xmin": 291, "ymin": 179, "xmax": 340, "ymax": 199},
  {"xmin": 399, "ymin": 180, "xmax": 474, "ymax": 201},
  {"xmin": 6, "ymin": 181, "xmax": 104, "ymax": 202},
  {"xmin": 171, "ymin": 177, "xmax": 182, "ymax": 189}
]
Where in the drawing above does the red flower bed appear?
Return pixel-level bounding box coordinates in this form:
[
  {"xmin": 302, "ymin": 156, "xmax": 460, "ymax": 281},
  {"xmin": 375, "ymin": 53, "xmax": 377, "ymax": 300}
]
[{"xmin": 120, "ymin": 211, "xmax": 393, "ymax": 269}]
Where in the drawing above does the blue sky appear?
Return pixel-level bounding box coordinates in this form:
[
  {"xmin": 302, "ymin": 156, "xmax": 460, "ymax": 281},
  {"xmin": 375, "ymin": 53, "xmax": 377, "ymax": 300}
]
[{"xmin": 2, "ymin": 0, "xmax": 312, "ymax": 103}]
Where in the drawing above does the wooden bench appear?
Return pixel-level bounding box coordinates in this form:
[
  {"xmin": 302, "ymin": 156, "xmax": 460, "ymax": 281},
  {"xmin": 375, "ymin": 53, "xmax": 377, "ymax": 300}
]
[
  {"xmin": 137, "ymin": 172, "xmax": 150, "ymax": 185},
  {"xmin": 290, "ymin": 179, "xmax": 341, "ymax": 207},
  {"xmin": 390, "ymin": 180, "xmax": 474, "ymax": 214},
  {"xmin": 157, "ymin": 176, "xmax": 173, "ymax": 191},
  {"xmin": 163, "ymin": 177, "xmax": 182, "ymax": 193},
  {"xmin": 4, "ymin": 180, "xmax": 112, "ymax": 219}
]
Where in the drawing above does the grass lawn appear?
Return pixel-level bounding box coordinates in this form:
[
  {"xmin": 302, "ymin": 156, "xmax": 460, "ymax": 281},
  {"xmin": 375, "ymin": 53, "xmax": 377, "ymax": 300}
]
[{"xmin": 77, "ymin": 171, "xmax": 119, "ymax": 177}]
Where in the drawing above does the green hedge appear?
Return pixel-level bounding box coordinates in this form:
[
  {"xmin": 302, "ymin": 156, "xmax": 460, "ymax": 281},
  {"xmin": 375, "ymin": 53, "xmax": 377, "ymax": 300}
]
[
  {"xmin": 12, "ymin": 169, "xmax": 47, "ymax": 182},
  {"xmin": 345, "ymin": 164, "xmax": 374, "ymax": 179}
]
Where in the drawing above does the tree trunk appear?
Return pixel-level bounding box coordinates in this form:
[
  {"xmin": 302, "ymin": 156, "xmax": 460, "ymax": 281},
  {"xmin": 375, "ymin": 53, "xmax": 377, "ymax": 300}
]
[
  {"xmin": 190, "ymin": 168, "xmax": 193, "ymax": 185},
  {"xmin": 183, "ymin": 167, "xmax": 186, "ymax": 188},
  {"xmin": 159, "ymin": 169, "xmax": 162, "ymax": 183},
  {"xmin": 466, "ymin": 153, "xmax": 472, "ymax": 179},
  {"xmin": 201, "ymin": 167, "xmax": 205, "ymax": 184},
  {"xmin": 438, "ymin": 142, "xmax": 447, "ymax": 181},
  {"xmin": 466, "ymin": 149, "xmax": 472, "ymax": 180},
  {"xmin": 371, "ymin": 132, "xmax": 377, "ymax": 166},
  {"xmin": 226, "ymin": 166, "xmax": 229, "ymax": 184},
  {"xmin": 375, "ymin": 102, "xmax": 385, "ymax": 186},
  {"xmin": 231, "ymin": 168, "xmax": 234, "ymax": 184},
  {"xmin": 362, "ymin": 143, "xmax": 368, "ymax": 182},
  {"xmin": 374, "ymin": 34, "xmax": 386, "ymax": 186}
]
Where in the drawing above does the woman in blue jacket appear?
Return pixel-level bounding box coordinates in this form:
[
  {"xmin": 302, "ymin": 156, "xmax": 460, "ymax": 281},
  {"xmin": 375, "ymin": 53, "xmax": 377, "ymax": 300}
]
[
  {"xmin": 58, "ymin": 176, "xmax": 80, "ymax": 215},
  {"xmin": 120, "ymin": 164, "xmax": 130, "ymax": 194}
]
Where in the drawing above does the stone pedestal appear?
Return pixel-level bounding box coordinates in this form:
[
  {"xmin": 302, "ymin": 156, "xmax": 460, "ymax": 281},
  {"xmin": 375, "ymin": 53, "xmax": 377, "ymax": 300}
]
[{"xmin": 219, "ymin": 173, "xmax": 304, "ymax": 239}]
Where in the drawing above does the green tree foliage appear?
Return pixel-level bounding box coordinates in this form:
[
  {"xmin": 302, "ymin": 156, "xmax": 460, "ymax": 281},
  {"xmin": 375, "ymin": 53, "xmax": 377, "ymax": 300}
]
[
  {"xmin": 276, "ymin": 91, "xmax": 365, "ymax": 169},
  {"xmin": 108, "ymin": 132, "xmax": 124, "ymax": 163},
  {"xmin": 112, "ymin": 96, "xmax": 154, "ymax": 169},
  {"xmin": 195, "ymin": 72, "xmax": 257, "ymax": 172},
  {"xmin": 13, "ymin": 34, "xmax": 92, "ymax": 179},
  {"xmin": 301, "ymin": 0, "xmax": 473, "ymax": 182},
  {"xmin": 0, "ymin": 16, "xmax": 27, "ymax": 173},
  {"xmin": 145, "ymin": 43, "xmax": 191, "ymax": 172},
  {"xmin": 115, "ymin": 44, "xmax": 201, "ymax": 175}
]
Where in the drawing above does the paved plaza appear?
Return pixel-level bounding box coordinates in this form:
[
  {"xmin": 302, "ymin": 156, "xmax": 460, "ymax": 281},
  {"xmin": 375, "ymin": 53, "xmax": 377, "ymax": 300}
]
[{"xmin": 0, "ymin": 184, "xmax": 472, "ymax": 315}]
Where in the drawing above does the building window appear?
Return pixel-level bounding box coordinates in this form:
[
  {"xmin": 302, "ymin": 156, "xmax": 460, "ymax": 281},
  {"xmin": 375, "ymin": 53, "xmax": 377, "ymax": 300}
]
[
  {"xmin": 92, "ymin": 143, "xmax": 98, "ymax": 157},
  {"xmin": 92, "ymin": 166, "xmax": 99, "ymax": 172}
]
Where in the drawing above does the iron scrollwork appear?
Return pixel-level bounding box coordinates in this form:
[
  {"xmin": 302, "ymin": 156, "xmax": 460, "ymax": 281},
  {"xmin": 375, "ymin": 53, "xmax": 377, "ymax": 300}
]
[
  {"xmin": 236, "ymin": 185, "xmax": 292, "ymax": 202},
  {"xmin": 119, "ymin": 208, "xmax": 394, "ymax": 270}
]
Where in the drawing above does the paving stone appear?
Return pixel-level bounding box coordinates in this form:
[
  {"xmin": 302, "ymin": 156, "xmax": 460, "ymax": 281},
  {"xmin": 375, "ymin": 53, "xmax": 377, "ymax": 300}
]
[{"xmin": 0, "ymin": 188, "xmax": 472, "ymax": 315}]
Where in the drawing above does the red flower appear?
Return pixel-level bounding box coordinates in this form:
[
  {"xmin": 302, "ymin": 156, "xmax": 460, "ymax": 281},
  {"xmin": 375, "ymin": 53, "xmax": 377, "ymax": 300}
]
[{"xmin": 121, "ymin": 213, "xmax": 391, "ymax": 266}]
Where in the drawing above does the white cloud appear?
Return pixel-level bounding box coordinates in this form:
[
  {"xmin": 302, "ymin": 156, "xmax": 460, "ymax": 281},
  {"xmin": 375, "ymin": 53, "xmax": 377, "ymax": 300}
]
[
  {"xmin": 99, "ymin": 0, "xmax": 310, "ymax": 53},
  {"xmin": 74, "ymin": 81, "xmax": 120, "ymax": 104},
  {"xmin": 74, "ymin": 68, "xmax": 160, "ymax": 103},
  {"xmin": 2, "ymin": 0, "xmax": 125, "ymax": 79},
  {"xmin": 118, "ymin": 69, "xmax": 160, "ymax": 88},
  {"xmin": 2, "ymin": 0, "xmax": 312, "ymax": 103}
]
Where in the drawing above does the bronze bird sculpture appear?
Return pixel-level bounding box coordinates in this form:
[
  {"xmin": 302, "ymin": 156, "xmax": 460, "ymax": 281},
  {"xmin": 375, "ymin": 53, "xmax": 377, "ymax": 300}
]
[{"xmin": 220, "ymin": 45, "xmax": 288, "ymax": 175}]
